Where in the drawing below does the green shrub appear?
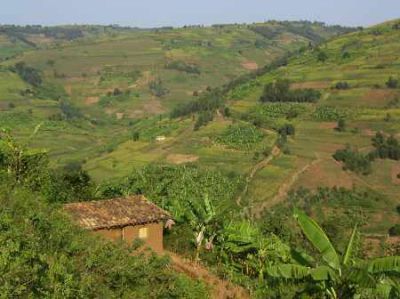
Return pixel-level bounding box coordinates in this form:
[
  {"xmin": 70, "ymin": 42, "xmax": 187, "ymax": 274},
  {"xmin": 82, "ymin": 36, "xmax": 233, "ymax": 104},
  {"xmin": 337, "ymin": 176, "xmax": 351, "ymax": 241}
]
[
  {"xmin": 336, "ymin": 118, "xmax": 346, "ymax": 132},
  {"xmin": 371, "ymin": 132, "xmax": 400, "ymax": 161},
  {"xmin": 386, "ymin": 76, "xmax": 398, "ymax": 89},
  {"xmin": 389, "ymin": 224, "xmax": 400, "ymax": 236},
  {"xmin": 260, "ymin": 79, "xmax": 321, "ymax": 103},
  {"xmin": 333, "ymin": 146, "xmax": 372, "ymax": 175},
  {"xmin": 334, "ymin": 81, "xmax": 350, "ymax": 90},
  {"xmin": 194, "ymin": 111, "xmax": 213, "ymax": 131},
  {"xmin": 165, "ymin": 60, "xmax": 200, "ymax": 74},
  {"xmin": 313, "ymin": 106, "xmax": 352, "ymax": 121},
  {"xmin": 13, "ymin": 62, "xmax": 42, "ymax": 86},
  {"xmin": 215, "ymin": 124, "xmax": 264, "ymax": 150},
  {"xmin": 149, "ymin": 79, "xmax": 169, "ymax": 97},
  {"xmin": 278, "ymin": 124, "xmax": 295, "ymax": 136}
]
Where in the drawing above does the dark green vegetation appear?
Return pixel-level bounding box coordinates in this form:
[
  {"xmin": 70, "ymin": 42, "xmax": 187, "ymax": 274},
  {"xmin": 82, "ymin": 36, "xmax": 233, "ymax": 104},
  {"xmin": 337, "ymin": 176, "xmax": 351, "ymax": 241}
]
[
  {"xmin": 333, "ymin": 146, "xmax": 372, "ymax": 175},
  {"xmin": 266, "ymin": 210, "xmax": 400, "ymax": 299},
  {"xmin": 371, "ymin": 132, "xmax": 400, "ymax": 160},
  {"xmin": 260, "ymin": 79, "xmax": 321, "ymax": 103},
  {"xmin": 0, "ymin": 130, "xmax": 208, "ymax": 298},
  {"xmin": 1, "ymin": 18, "xmax": 400, "ymax": 298}
]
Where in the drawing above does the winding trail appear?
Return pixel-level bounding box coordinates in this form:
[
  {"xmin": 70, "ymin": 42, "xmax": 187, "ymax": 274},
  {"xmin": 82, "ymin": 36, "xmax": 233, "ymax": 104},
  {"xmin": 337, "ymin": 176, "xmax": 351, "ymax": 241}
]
[
  {"xmin": 167, "ymin": 251, "xmax": 250, "ymax": 299},
  {"xmin": 236, "ymin": 146, "xmax": 281, "ymax": 206},
  {"xmin": 252, "ymin": 154, "xmax": 322, "ymax": 218}
]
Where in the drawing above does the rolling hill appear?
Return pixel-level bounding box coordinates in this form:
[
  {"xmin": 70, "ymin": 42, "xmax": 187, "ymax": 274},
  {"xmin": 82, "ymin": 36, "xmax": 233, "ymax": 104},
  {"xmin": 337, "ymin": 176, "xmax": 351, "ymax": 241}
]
[
  {"xmin": 1, "ymin": 19, "xmax": 399, "ymax": 250},
  {"xmin": 80, "ymin": 19, "xmax": 400, "ymax": 251},
  {"xmin": 0, "ymin": 22, "xmax": 352, "ymax": 167},
  {"xmin": 1, "ymin": 18, "xmax": 400, "ymax": 298}
]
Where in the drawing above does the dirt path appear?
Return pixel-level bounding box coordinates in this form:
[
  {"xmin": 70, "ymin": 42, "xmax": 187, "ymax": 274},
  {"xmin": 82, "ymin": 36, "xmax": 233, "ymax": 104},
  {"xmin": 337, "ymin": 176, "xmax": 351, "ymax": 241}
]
[
  {"xmin": 236, "ymin": 146, "xmax": 281, "ymax": 206},
  {"xmin": 252, "ymin": 155, "xmax": 322, "ymax": 218},
  {"xmin": 167, "ymin": 252, "xmax": 250, "ymax": 299}
]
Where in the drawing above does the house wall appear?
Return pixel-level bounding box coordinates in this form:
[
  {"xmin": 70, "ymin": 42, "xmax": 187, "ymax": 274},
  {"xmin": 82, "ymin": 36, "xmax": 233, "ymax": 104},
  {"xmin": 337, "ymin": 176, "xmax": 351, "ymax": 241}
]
[
  {"xmin": 93, "ymin": 222, "xmax": 164, "ymax": 253},
  {"xmin": 123, "ymin": 222, "xmax": 164, "ymax": 253},
  {"xmin": 93, "ymin": 227, "xmax": 122, "ymax": 241}
]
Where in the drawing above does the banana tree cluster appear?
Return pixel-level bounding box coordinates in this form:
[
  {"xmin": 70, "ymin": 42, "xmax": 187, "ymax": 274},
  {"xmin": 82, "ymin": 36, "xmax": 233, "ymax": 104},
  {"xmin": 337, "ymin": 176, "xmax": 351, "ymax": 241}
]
[
  {"xmin": 266, "ymin": 209, "xmax": 400, "ymax": 298},
  {"xmin": 218, "ymin": 220, "xmax": 292, "ymax": 280}
]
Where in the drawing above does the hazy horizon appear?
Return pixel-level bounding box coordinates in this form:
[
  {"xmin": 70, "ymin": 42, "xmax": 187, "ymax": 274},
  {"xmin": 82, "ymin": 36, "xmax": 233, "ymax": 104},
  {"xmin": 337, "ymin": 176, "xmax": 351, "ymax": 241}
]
[{"xmin": 1, "ymin": 0, "xmax": 399, "ymax": 28}]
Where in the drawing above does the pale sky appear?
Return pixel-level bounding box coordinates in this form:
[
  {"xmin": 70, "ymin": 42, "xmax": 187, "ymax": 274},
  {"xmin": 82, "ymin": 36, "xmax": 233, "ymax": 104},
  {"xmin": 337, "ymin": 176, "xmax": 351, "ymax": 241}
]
[{"xmin": 1, "ymin": 0, "xmax": 399, "ymax": 27}]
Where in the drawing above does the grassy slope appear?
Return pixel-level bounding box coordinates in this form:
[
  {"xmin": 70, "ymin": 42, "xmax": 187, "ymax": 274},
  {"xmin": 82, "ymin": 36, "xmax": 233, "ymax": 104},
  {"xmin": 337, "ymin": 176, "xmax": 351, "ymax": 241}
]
[
  {"xmin": 226, "ymin": 20, "xmax": 400, "ymax": 237},
  {"xmin": 0, "ymin": 22, "xmax": 347, "ymax": 168}
]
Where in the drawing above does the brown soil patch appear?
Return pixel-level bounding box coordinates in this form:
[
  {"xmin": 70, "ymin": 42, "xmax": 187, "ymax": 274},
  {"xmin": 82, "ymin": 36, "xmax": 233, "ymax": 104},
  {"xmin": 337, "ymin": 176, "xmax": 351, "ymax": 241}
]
[
  {"xmin": 362, "ymin": 129, "xmax": 376, "ymax": 137},
  {"xmin": 130, "ymin": 110, "xmax": 144, "ymax": 118},
  {"xmin": 167, "ymin": 154, "xmax": 199, "ymax": 165},
  {"xmin": 391, "ymin": 163, "xmax": 400, "ymax": 184},
  {"xmin": 116, "ymin": 113, "xmax": 124, "ymax": 120},
  {"xmin": 65, "ymin": 85, "xmax": 73, "ymax": 96},
  {"xmin": 319, "ymin": 122, "xmax": 337, "ymax": 129},
  {"xmin": 241, "ymin": 61, "xmax": 258, "ymax": 70},
  {"xmin": 85, "ymin": 96, "xmax": 99, "ymax": 105},
  {"xmin": 129, "ymin": 98, "xmax": 165, "ymax": 118},
  {"xmin": 362, "ymin": 89, "xmax": 395, "ymax": 102},
  {"xmin": 291, "ymin": 81, "xmax": 330, "ymax": 89},
  {"xmin": 363, "ymin": 237, "xmax": 384, "ymax": 258},
  {"xmin": 134, "ymin": 71, "xmax": 155, "ymax": 88},
  {"xmin": 105, "ymin": 108, "xmax": 116, "ymax": 115},
  {"xmin": 295, "ymin": 158, "xmax": 354, "ymax": 190},
  {"xmin": 168, "ymin": 251, "xmax": 249, "ymax": 299},
  {"xmin": 387, "ymin": 236, "xmax": 400, "ymax": 246},
  {"xmin": 143, "ymin": 98, "xmax": 165, "ymax": 115}
]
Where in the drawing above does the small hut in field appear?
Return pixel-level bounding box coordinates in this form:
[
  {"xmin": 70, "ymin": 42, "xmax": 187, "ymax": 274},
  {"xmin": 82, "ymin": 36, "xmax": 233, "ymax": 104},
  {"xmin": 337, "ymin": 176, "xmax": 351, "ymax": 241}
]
[{"xmin": 64, "ymin": 196, "xmax": 172, "ymax": 253}]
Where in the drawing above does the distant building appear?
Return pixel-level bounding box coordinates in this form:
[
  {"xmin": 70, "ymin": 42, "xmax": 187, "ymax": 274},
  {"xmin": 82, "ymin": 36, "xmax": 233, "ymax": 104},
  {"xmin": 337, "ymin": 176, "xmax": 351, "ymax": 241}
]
[
  {"xmin": 64, "ymin": 196, "xmax": 172, "ymax": 253},
  {"xmin": 155, "ymin": 135, "xmax": 166, "ymax": 142}
]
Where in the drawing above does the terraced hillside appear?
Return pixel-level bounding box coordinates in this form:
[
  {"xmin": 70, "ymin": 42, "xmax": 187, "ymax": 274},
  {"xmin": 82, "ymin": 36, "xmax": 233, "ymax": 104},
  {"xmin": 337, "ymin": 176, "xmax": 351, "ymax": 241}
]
[
  {"xmin": 0, "ymin": 22, "xmax": 350, "ymax": 167},
  {"xmin": 79, "ymin": 19, "xmax": 400, "ymax": 250},
  {"xmin": 223, "ymin": 19, "xmax": 400, "ymax": 250}
]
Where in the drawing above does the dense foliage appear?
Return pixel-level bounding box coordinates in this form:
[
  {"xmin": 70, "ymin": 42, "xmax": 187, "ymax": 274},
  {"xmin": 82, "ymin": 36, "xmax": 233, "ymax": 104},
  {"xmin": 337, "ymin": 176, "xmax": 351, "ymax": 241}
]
[
  {"xmin": 165, "ymin": 60, "xmax": 201, "ymax": 74},
  {"xmin": 194, "ymin": 111, "xmax": 214, "ymax": 131},
  {"xmin": 149, "ymin": 79, "xmax": 169, "ymax": 97},
  {"xmin": 215, "ymin": 124, "xmax": 265, "ymax": 150},
  {"xmin": 386, "ymin": 76, "xmax": 399, "ymax": 89},
  {"xmin": 13, "ymin": 62, "xmax": 42, "ymax": 86},
  {"xmin": 371, "ymin": 132, "xmax": 400, "ymax": 160},
  {"xmin": 241, "ymin": 103, "xmax": 308, "ymax": 129},
  {"xmin": 333, "ymin": 145, "xmax": 372, "ymax": 175},
  {"xmin": 334, "ymin": 81, "xmax": 350, "ymax": 90},
  {"xmin": 0, "ymin": 131, "xmax": 209, "ymax": 298},
  {"xmin": 312, "ymin": 106, "xmax": 353, "ymax": 121},
  {"xmin": 0, "ymin": 188, "xmax": 208, "ymax": 298},
  {"xmin": 98, "ymin": 164, "xmax": 244, "ymax": 223},
  {"xmin": 260, "ymin": 79, "xmax": 321, "ymax": 103},
  {"xmin": 170, "ymin": 90, "xmax": 224, "ymax": 119},
  {"xmin": 266, "ymin": 210, "xmax": 400, "ymax": 299}
]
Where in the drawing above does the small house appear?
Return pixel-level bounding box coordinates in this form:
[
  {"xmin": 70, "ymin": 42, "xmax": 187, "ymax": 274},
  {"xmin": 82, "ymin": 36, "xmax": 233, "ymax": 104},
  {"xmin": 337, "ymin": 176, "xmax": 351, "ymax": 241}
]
[
  {"xmin": 155, "ymin": 135, "xmax": 166, "ymax": 142},
  {"xmin": 64, "ymin": 195, "xmax": 172, "ymax": 253}
]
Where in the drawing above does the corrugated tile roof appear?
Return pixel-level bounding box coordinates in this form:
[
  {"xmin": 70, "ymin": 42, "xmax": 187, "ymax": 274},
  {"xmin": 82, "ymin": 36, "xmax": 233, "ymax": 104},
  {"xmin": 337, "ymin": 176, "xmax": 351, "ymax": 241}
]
[{"xmin": 64, "ymin": 195, "xmax": 171, "ymax": 230}]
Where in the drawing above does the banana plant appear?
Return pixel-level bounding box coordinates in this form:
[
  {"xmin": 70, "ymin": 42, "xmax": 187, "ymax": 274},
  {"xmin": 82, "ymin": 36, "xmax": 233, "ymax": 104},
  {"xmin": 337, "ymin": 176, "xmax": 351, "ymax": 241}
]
[
  {"xmin": 187, "ymin": 194, "xmax": 217, "ymax": 261},
  {"xmin": 266, "ymin": 209, "xmax": 400, "ymax": 298}
]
